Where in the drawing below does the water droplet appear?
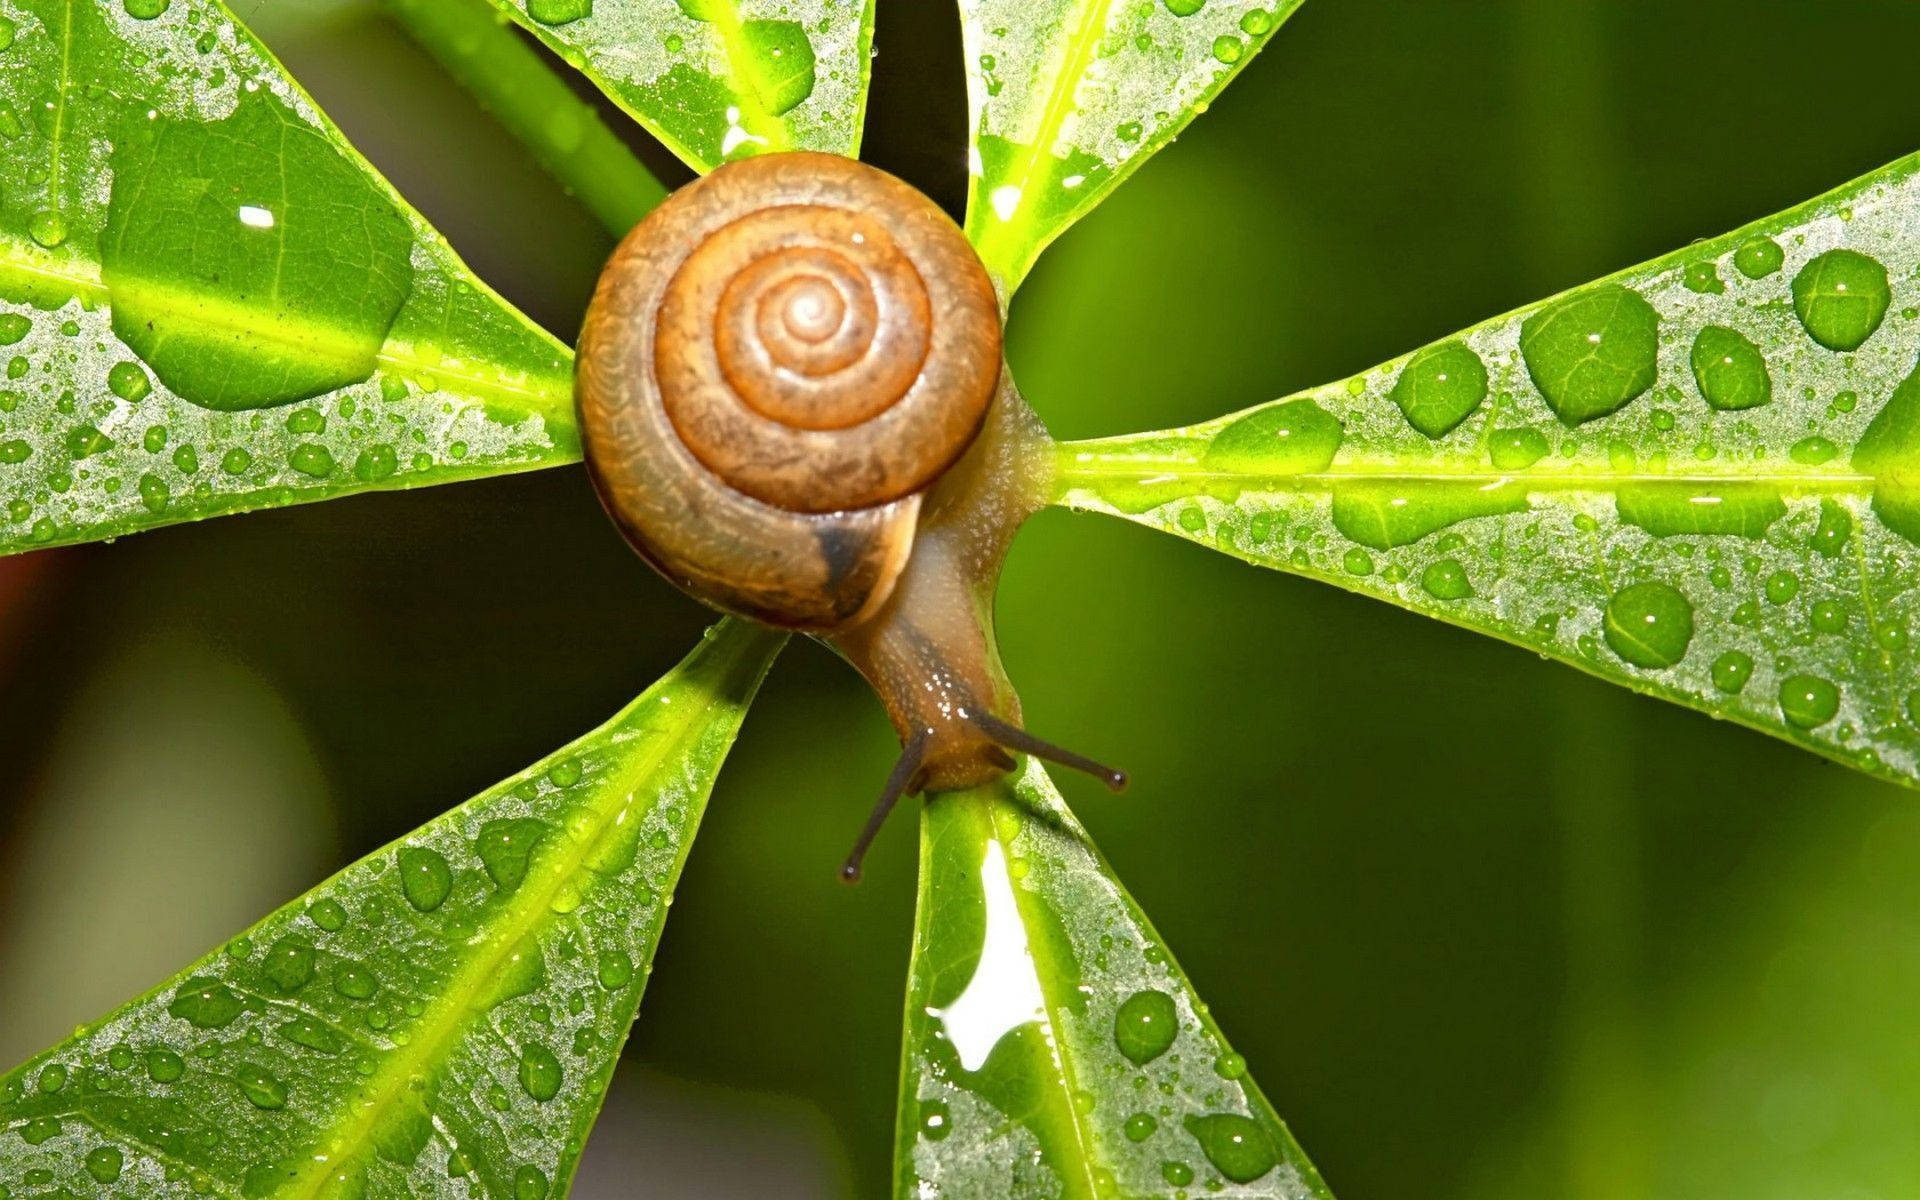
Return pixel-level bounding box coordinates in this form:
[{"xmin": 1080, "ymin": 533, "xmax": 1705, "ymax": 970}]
[
  {"xmin": 333, "ymin": 962, "xmax": 379, "ymax": 1001},
  {"xmin": 477, "ymin": 818, "xmax": 550, "ymax": 892},
  {"xmin": 0, "ymin": 314, "xmax": 26, "ymax": 344},
  {"xmin": 1520, "ymin": 285, "xmax": 1660, "ymax": 425},
  {"xmin": 1688, "ymin": 325, "xmax": 1770, "ymax": 411},
  {"xmin": 1125, "ymin": 1112, "xmax": 1158, "ymax": 1142},
  {"xmin": 514, "ymin": 1164, "xmax": 549, "ymax": 1200},
  {"xmin": 20, "ymin": 1117, "xmax": 60, "ymax": 1145},
  {"xmin": 65, "ymin": 424, "xmax": 112, "ymax": 458},
  {"xmin": 1239, "ymin": 9, "xmax": 1275, "ymax": 35},
  {"xmin": 1810, "ymin": 598, "xmax": 1848, "ymax": 634},
  {"xmin": 289, "ymin": 443, "xmax": 333, "ymax": 477},
  {"xmin": 526, "ymin": 0, "xmax": 589, "ymax": 24},
  {"xmin": 1733, "ymin": 237, "xmax": 1783, "ymax": 279},
  {"xmin": 547, "ymin": 758, "xmax": 584, "ymax": 788},
  {"xmin": 146, "ymin": 1048, "xmax": 185, "ymax": 1083},
  {"xmin": 221, "ymin": 446, "xmax": 254, "ymax": 475},
  {"xmin": 919, "ymin": 1097, "xmax": 952, "ymax": 1141},
  {"xmin": 84, "ymin": 1146, "xmax": 124, "ymax": 1184},
  {"xmin": 739, "ymin": 20, "xmax": 816, "ymax": 115},
  {"xmin": 123, "ymin": 0, "xmax": 170, "ymax": 17},
  {"xmin": 108, "ymin": 1045, "xmax": 134, "ymax": 1071},
  {"xmin": 234, "ymin": 1064, "xmax": 287, "ymax": 1110},
  {"xmin": 1682, "ymin": 260, "xmax": 1723, "ymax": 295},
  {"xmin": 262, "ymin": 935, "xmax": 315, "ymax": 992},
  {"xmin": 308, "ymin": 898, "xmax": 348, "ymax": 930},
  {"xmin": 1114, "ymin": 989, "xmax": 1178, "ymax": 1065},
  {"xmin": 1333, "ymin": 479, "xmax": 1528, "ymax": 549},
  {"xmin": 1810, "ymin": 499, "xmax": 1852, "ymax": 559},
  {"xmin": 1342, "ymin": 547, "xmax": 1373, "ymax": 576},
  {"xmin": 1183, "ymin": 1112, "xmax": 1277, "ymax": 1183},
  {"xmin": 1390, "ymin": 341, "xmax": 1487, "ymax": 438},
  {"xmin": 101, "ymin": 88, "xmax": 415, "ymax": 411},
  {"xmin": 397, "ymin": 846, "xmax": 452, "ymax": 912},
  {"xmin": 1204, "ymin": 398, "xmax": 1343, "ymax": 475},
  {"xmin": 28, "ymin": 210, "xmax": 68, "ymax": 248},
  {"xmin": 518, "ymin": 1043, "xmax": 562, "ymax": 1102},
  {"xmin": 1789, "ymin": 436, "xmax": 1837, "ymax": 465},
  {"xmin": 36, "ymin": 1064, "xmax": 65, "ymax": 1094},
  {"xmin": 1162, "ymin": 1160, "xmax": 1195, "ymax": 1186},
  {"xmin": 1164, "ymin": 0, "xmax": 1204, "ymax": 13},
  {"xmin": 1602, "ymin": 581, "xmax": 1693, "ymax": 669},
  {"xmin": 1764, "ymin": 570, "xmax": 1800, "ymax": 605},
  {"xmin": 352, "ymin": 443, "xmax": 398, "ymax": 482},
  {"xmin": 1420, "ymin": 558, "xmax": 1472, "ymax": 601},
  {"xmin": 1615, "ymin": 482, "xmax": 1784, "ymax": 538},
  {"xmin": 1779, "ymin": 674, "xmax": 1840, "ymax": 728},
  {"xmin": 168, "ymin": 977, "xmax": 244, "ymax": 1028},
  {"xmin": 0, "ymin": 440, "xmax": 30, "ymax": 464},
  {"xmin": 596, "ymin": 949, "xmax": 634, "ymax": 989},
  {"xmin": 1711, "ymin": 650, "xmax": 1753, "ymax": 694},
  {"xmin": 277, "ymin": 1016, "xmax": 341, "ymax": 1054},
  {"xmin": 1792, "ymin": 249, "xmax": 1890, "ymax": 351},
  {"xmin": 1214, "ymin": 1051, "xmax": 1247, "ymax": 1079},
  {"xmin": 1211, "ymin": 34, "xmax": 1243, "ymax": 63}
]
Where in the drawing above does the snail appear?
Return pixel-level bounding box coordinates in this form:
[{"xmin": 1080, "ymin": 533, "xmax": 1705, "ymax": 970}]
[{"xmin": 576, "ymin": 151, "xmax": 1124, "ymax": 881}]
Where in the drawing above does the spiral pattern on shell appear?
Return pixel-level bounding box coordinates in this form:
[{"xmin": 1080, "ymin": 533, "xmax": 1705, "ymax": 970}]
[{"xmin": 576, "ymin": 152, "xmax": 1004, "ymax": 631}]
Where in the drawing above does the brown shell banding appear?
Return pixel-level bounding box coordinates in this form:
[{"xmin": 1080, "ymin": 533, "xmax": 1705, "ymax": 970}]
[{"xmin": 576, "ymin": 151, "xmax": 1001, "ymax": 631}]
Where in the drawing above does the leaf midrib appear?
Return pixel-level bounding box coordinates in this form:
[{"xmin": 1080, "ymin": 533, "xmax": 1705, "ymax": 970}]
[
  {"xmin": 275, "ymin": 628, "xmax": 760, "ymax": 1200},
  {"xmin": 0, "ymin": 237, "xmax": 573, "ymax": 422}
]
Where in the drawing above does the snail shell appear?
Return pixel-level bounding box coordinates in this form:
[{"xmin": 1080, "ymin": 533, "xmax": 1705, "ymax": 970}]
[{"xmin": 576, "ymin": 151, "xmax": 1003, "ymax": 631}]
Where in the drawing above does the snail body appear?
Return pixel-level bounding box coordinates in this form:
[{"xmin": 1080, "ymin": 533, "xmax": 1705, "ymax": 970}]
[{"xmin": 577, "ymin": 152, "xmax": 1118, "ymax": 866}]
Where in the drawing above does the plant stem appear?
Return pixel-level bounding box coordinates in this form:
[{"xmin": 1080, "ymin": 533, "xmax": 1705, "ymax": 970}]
[{"xmin": 380, "ymin": 0, "xmax": 667, "ymax": 239}]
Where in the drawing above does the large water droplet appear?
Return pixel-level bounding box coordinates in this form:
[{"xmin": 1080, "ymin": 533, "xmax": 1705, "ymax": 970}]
[
  {"xmin": 146, "ymin": 1048, "xmax": 185, "ymax": 1083},
  {"xmin": 477, "ymin": 818, "xmax": 550, "ymax": 892},
  {"xmin": 1332, "ymin": 479, "xmax": 1528, "ymax": 549},
  {"xmin": 277, "ymin": 1016, "xmax": 341, "ymax": 1055},
  {"xmin": 526, "ymin": 0, "xmax": 589, "ymax": 24},
  {"xmin": 1779, "ymin": 674, "xmax": 1839, "ymax": 728},
  {"xmin": 333, "ymin": 961, "xmax": 379, "ymax": 1000},
  {"xmin": 234, "ymin": 1064, "xmax": 287, "ymax": 1110},
  {"xmin": 1488, "ymin": 427, "xmax": 1549, "ymax": 470},
  {"xmin": 514, "ymin": 1164, "xmax": 549, "ymax": 1200},
  {"xmin": 1733, "ymin": 237, "xmax": 1783, "ymax": 279},
  {"xmin": 1602, "ymin": 581, "xmax": 1694, "ymax": 669},
  {"xmin": 519, "ymin": 1043, "xmax": 563, "ymax": 1102},
  {"xmin": 1420, "ymin": 558, "xmax": 1472, "ymax": 601},
  {"xmin": 101, "ymin": 88, "xmax": 414, "ymax": 411},
  {"xmin": 1183, "ymin": 1113, "xmax": 1277, "ymax": 1183},
  {"xmin": 168, "ymin": 977, "xmax": 244, "ymax": 1028},
  {"xmin": 1791, "ymin": 249, "xmax": 1890, "ymax": 351},
  {"xmin": 308, "ymin": 897, "xmax": 348, "ymax": 931},
  {"xmin": 1688, "ymin": 325, "xmax": 1770, "ymax": 411},
  {"xmin": 1810, "ymin": 499, "xmax": 1852, "ymax": 559},
  {"xmin": 739, "ymin": 20, "xmax": 816, "ymax": 115},
  {"xmin": 84, "ymin": 1146, "xmax": 124, "ymax": 1184},
  {"xmin": 1520, "ymin": 285, "xmax": 1659, "ymax": 425},
  {"xmin": 1615, "ymin": 482, "xmax": 1785, "ymax": 538},
  {"xmin": 261, "ymin": 935, "xmax": 315, "ymax": 992},
  {"xmin": 397, "ymin": 846, "xmax": 453, "ymax": 912},
  {"xmin": 1203, "ymin": 398, "xmax": 1343, "ymax": 476},
  {"xmin": 1390, "ymin": 341, "xmax": 1487, "ymax": 438},
  {"xmin": 1113, "ymin": 989, "xmax": 1178, "ymax": 1065}
]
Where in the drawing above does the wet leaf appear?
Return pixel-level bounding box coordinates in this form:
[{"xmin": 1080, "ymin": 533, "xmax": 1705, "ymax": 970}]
[
  {"xmin": 897, "ymin": 762, "xmax": 1331, "ymax": 1198},
  {"xmin": 0, "ymin": 620, "xmax": 783, "ymax": 1198},
  {"xmin": 960, "ymin": 0, "xmax": 1306, "ymax": 293},
  {"xmin": 1054, "ymin": 151, "xmax": 1920, "ymax": 788},
  {"xmin": 0, "ymin": 0, "xmax": 576, "ymax": 557},
  {"xmin": 484, "ymin": 0, "xmax": 877, "ymax": 173}
]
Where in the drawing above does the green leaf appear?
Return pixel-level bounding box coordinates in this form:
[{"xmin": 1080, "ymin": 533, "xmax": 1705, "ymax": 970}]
[
  {"xmin": 0, "ymin": 619, "xmax": 783, "ymax": 1198},
  {"xmin": 897, "ymin": 762, "xmax": 1331, "ymax": 1198},
  {"xmin": 1054, "ymin": 150, "xmax": 1920, "ymax": 788},
  {"xmin": 0, "ymin": 0, "xmax": 577, "ymax": 557},
  {"xmin": 381, "ymin": 0, "xmax": 669, "ymax": 239},
  {"xmin": 485, "ymin": 0, "xmax": 877, "ymax": 174},
  {"xmin": 961, "ymin": 0, "xmax": 1306, "ymax": 294}
]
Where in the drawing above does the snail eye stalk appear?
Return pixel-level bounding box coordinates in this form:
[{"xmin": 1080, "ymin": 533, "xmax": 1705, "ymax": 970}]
[
  {"xmin": 840, "ymin": 727, "xmax": 931, "ymax": 884},
  {"xmin": 969, "ymin": 709, "xmax": 1129, "ymax": 793}
]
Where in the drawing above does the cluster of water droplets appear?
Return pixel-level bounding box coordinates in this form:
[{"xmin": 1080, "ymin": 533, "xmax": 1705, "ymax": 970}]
[{"xmin": 1064, "ymin": 157, "xmax": 1920, "ymax": 781}]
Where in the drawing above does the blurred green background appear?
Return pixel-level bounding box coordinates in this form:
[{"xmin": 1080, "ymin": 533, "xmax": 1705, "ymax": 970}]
[{"xmin": 6, "ymin": 2, "xmax": 1920, "ymax": 1196}]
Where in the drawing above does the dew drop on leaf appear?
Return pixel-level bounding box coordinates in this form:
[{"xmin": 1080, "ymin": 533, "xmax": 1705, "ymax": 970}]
[
  {"xmin": 1203, "ymin": 397, "xmax": 1342, "ymax": 475},
  {"xmin": 1420, "ymin": 558, "xmax": 1472, "ymax": 601},
  {"xmin": 1711, "ymin": 650, "xmax": 1754, "ymax": 694},
  {"xmin": 308, "ymin": 898, "xmax": 348, "ymax": 930},
  {"xmin": 1389, "ymin": 341, "xmax": 1487, "ymax": 438},
  {"xmin": 1810, "ymin": 499, "xmax": 1852, "ymax": 559},
  {"xmin": 919, "ymin": 1097, "xmax": 952, "ymax": 1141},
  {"xmin": 277, "ymin": 1016, "xmax": 341, "ymax": 1055},
  {"xmin": 1791, "ymin": 248, "xmax": 1890, "ymax": 351},
  {"xmin": 233, "ymin": 1064, "xmax": 287, "ymax": 1110},
  {"xmin": 1733, "ymin": 236, "xmax": 1784, "ymax": 279},
  {"xmin": 595, "ymin": 949, "xmax": 634, "ymax": 989},
  {"xmin": 397, "ymin": 846, "xmax": 453, "ymax": 912},
  {"xmin": 1113, "ymin": 988, "xmax": 1178, "ymax": 1065},
  {"xmin": 146, "ymin": 1048, "xmax": 185, "ymax": 1083},
  {"xmin": 526, "ymin": 0, "xmax": 589, "ymax": 25},
  {"xmin": 333, "ymin": 961, "xmax": 379, "ymax": 1000},
  {"xmin": 1183, "ymin": 1112, "xmax": 1277, "ymax": 1183},
  {"xmin": 84, "ymin": 1146, "xmax": 124, "ymax": 1184},
  {"xmin": 514, "ymin": 1164, "xmax": 550, "ymax": 1200},
  {"xmin": 168, "ymin": 977, "xmax": 244, "ymax": 1028},
  {"xmin": 261, "ymin": 934, "xmax": 315, "ymax": 992},
  {"xmin": 1689, "ymin": 325, "xmax": 1771, "ymax": 411},
  {"xmin": 518, "ymin": 1043, "xmax": 563, "ymax": 1102},
  {"xmin": 1519, "ymin": 285, "xmax": 1659, "ymax": 425},
  {"xmin": 1779, "ymin": 673, "xmax": 1840, "ymax": 728},
  {"xmin": 1162, "ymin": 1160, "xmax": 1195, "ymax": 1186},
  {"xmin": 1602, "ymin": 581, "xmax": 1694, "ymax": 669}
]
